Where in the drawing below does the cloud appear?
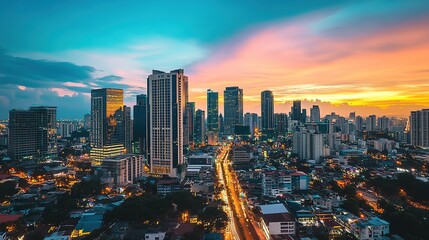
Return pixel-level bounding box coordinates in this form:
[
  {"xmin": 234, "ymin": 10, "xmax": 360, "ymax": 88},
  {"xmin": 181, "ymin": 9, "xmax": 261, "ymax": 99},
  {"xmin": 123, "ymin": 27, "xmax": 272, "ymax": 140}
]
[
  {"xmin": 187, "ymin": 5, "xmax": 429, "ymax": 117},
  {"xmin": 0, "ymin": 52, "xmax": 145, "ymax": 118}
]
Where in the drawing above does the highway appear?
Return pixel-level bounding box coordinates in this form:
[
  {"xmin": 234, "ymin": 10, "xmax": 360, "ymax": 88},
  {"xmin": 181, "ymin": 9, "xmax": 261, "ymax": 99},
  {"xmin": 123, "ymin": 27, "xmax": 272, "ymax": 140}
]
[{"xmin": 216, "ymin": 145, "xmax": 266, "ymax": 240}]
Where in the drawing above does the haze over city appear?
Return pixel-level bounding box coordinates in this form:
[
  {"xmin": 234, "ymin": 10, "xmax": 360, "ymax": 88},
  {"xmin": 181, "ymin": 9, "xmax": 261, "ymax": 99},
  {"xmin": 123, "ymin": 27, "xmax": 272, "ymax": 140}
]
[{"xmin": 1, "ymin": 0, "xmax": 429, "ymax": 118}]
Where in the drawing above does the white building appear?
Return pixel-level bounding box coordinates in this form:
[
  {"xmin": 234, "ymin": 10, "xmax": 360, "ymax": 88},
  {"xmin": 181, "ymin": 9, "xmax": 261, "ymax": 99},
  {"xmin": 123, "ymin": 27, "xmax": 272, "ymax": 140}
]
[
  {"xmin": 147, "ymin": 69, "xmax": 187, "ymax": 177},
  {"xmin": 262, "ymin": 170, "xmax": 309, "ymax": 196},
  {"xmin": 293, "ymin": 131, "xmax": 325, "ymax": 161},
  {"xmin": 260, "ymin": 204, "xmax": 296, "ymax": 238},
  {"xmin": 97, "ymin": 154, "xmax": 144, "ymax": 186},
  {"xmin": 410, "ymin": 109, "xmax": 429, "ymax": 148},
  {"xmin": 351, "ymin": 217, "xmax": 389, "ymax": 240}
]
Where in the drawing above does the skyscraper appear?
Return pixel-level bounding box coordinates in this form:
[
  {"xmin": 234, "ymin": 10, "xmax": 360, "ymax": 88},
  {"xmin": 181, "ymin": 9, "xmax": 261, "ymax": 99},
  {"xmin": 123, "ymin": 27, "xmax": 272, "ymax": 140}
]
[
  {"xmin": 194, "ymin": 109, "xmax": 205, "ymax": 145},
  {"xmin": 184, "ymin": 102, "xmax": 195, "ymax": 148},
  {"xmin": 8, "ymin": 106, "xmax": 57, "ymax": 160},
  {"xmin": 378, "ymin": 116, "xmax": 391, "ymax": 132},
  {"xmin": 310, "ymin": 105, "xmax": 320, "ymax": 122},
  {"xmin": 274, "ymin": 113, "xmax": 288, "ymax": 136},
  {"xmin": 224, "ymin": 87, "xmax": 243, "ymax": 135},
  {"xmin": 133, "ymin": 94, "xmax": 147, "ymax": 154},
  {"xmin": 261, "ymin": 90, "xmax": 274, "ymax": 132},
  {"xmin": 90, "ymin": 88, "xmax": 127, "ymax": 163},
  {"xmin": 291, "ymin": 100, "xmax": 302, "ymax": 121},
  {"xmin": 244, "ymin": 113, "xmax": 258, "ymax": 135},
  {"xmin": 410, "ymin": 109, "xmax": 429, "ymax": 147},
  {"xmin": 207, "ymin": 89, "xmax": 219, "ymax": 132},
  {"xmin": 147, "ymin": 69, "xmax": 187, "ymax": 177},
  {"xmin": 366, "ymin": 115, "xmax": 377, "ymax": 131}
]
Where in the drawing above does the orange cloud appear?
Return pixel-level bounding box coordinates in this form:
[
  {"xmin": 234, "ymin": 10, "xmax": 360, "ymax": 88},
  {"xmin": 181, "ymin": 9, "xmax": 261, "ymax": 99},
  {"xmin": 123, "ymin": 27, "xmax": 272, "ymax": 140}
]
[{"xmin": 188, "ymin": 13, "xmax": 429, "ymax": 117}]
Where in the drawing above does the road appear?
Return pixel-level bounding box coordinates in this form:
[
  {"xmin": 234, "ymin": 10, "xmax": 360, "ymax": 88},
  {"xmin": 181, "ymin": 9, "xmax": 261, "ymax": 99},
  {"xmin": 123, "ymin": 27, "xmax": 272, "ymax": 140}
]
[{"xmin": 216, "ymin": 145, "xmax": 266, "ymax": 240}]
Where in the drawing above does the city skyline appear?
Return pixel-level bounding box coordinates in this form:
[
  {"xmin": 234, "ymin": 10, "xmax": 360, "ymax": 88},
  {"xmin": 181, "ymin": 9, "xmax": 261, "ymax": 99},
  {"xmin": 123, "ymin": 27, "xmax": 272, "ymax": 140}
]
[{"xmin": 1, "ymin": 1, "xmax": 429, "ymax": 118}]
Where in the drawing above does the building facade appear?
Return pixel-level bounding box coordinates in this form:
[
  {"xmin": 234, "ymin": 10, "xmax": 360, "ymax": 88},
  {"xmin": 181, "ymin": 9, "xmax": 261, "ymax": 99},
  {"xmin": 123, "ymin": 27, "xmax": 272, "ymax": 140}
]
[
  {"xmin": 207, "ymin": 89, "xmax": 219, "ymax": 132},
  {"xmin": 261, "ymin": 90, "xmax": 274, "ymax": 132},
  {"xmin": 147, "ymin": 69, "xmax": 187, "ymax": 177},
  {"xmin": 8, "ymin": 106, "xmax": 57, "ymax": 160},
  {"xmin": 223, "ymin": 87, "xmax": 243, "ymax": 135},
  {"xmin": 133, "ymin": 94, "xmax": 147, "ymax": 154}
]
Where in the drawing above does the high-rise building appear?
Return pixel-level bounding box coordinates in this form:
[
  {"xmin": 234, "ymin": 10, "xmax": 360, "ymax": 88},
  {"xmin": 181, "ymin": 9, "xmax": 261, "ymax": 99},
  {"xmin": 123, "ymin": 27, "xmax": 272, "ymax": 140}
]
[
  {"xmin": 194, "ymin": 109, "xmax": 205, "ymax": 145},
  {"xmin": 133, "ymin": 94, "xmax": 147, "ymax": 154},
  {"xmin": 147, "ymin": 69, "xmax": 187, "ymax": 177},
  {"xmin": 83, "ymin": 114, "xmax": 91, "ymax": 129},
  {"xmin": 349, "ymin": 112, "xmax": 356, "ymax": 121},
  {"xmin": 90, "ymin": 88, "xmax": 128, "ymax": 163},
  {"xmin": 207, "ymin": 89, "xmax": 219, "ymax": 132},
  {"xmin": 310, "ymin": 105, "xmax": 320, "ymax": 122},
  {"xmin": 244, "ymin": 113, "xmax": 258, "ymax": 135},
  {"xmin": 410, "ymin": 109, "xmax": 429, "ymax": 147},
  {"xmin": 366, "ymin": 115, "xmax": 377, "ymax": 131},
  {"xmin": 8, "ymin": 106, "xmax": 57, "ymax": 160},
  {"xmin": 377, "ymin": 116, "xmax": 391, "ymax": 132},
  {"xmin": 291, "ymin": 100, "xmax": 302, "ymax": 121},
  {"xmin": 219, "ymin": 114, "xmax": 224, "ymax": 135},
  {"xmin": 58, "ymin": 121, "xmax": 78, "ymax": 138},
  {"xmin": 123, "ymin": 105, "xmax": 131, "ymax": 153},
  {"xmin": 184, "ymin": 102, "xmax": 195, "ymax": 148},
  {"xmin": 302, "ymin": 109, "xmax": 307, "ymax": 123},
  {"xmin": 261, "ymin": 90, "xmax": 274, "ymax": 132},
  {"xmin": 292, "ymin": 131, "xmax": 324, "ymax": 161},
  {"xmin": 274, "ymin": 113, "xmax": 288, "ymax": 136},
  {"xmin": 224, "ymin": 87, "xmax": 243, "ymax": 135}
]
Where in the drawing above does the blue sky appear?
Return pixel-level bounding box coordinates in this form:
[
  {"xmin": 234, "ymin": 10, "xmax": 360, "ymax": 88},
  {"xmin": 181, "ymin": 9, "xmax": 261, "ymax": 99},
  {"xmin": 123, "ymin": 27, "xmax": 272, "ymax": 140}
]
[{"xmin": 1, "ymin": 0, "xmax": 429, "ymax": 118}]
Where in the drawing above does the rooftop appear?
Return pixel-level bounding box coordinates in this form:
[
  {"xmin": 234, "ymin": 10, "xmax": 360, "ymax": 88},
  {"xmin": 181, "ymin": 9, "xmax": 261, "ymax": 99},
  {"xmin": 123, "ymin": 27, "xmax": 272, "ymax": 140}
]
[{"xmin": 260, "ymin": 203, "xmax": 288, "ymax": 215}]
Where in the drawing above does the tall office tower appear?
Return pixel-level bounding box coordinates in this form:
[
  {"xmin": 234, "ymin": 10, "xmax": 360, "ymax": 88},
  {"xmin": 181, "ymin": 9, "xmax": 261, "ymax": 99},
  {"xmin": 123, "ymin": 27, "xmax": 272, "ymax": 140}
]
[
  {"xmin": 310, "ymin": 105, "xmax": 321, "ymax": 122},
  {"xmin": 83, "ymin": 114, "xmax": 91, "ymax": 129},
  {"xmin": 90, "ymin": 88, "xmax": 126, "ymax": 164},
  {"xmin": 355, "ymin": 116, "xmax": 364, "ymax": 131},
  {"xmin": 123, "ymin": 105, "xmax": 131, "ymax": 153},
  {"xmin": 183, "ymin": 102, "xmax": 195, "ymax": 148},
  {"xmin": 219, "ymin": 114, "xmax": 224, "ymax": 135},
  {"xmin": 194, "ymin": 109, "xmax": 206, "ymax": 145},
  {"xmin": 349, "ymin": 112, "xmax": 356, "ymax": 121},
  {"xmin": 207, "ymin": 89, "xmax": 219, "ymax": 132},
  {"xmin": 274, "ymin": 113, "xmax": 288, "ymax": 136},
  {"xmin": 261, "ymin": 90, "xmax": 274, "ymax": 132},
  {"xmin": 133, "ymin": 94, "xmax": 147, "ymax": 154},
  {"xmin": 378, "ymin": 116, "xmax": 391, "ymax": 132},
  {"xmin": 365, "ymin": 115, "xmax": 377, "ymax": 131},
  {"xmin": 291, "ymin": 100, "xmax": 302, "ymax": 121},
  {"xmin": 8, "ymin": 106, "xmax": 57, "ymax": 160},
  {"xmin": 410, "ymin": 109, "xmax": 429, "ymax": 147},
  {"xmin": 302, "ymin": 109, "xmax": 307, "ymax": 123},
  {"xmin": 292, "ymin": 131, "xmax": 324, "ymax": 161},
  {"xmin": 223, "ymin": 87, "xmax": 243, "ymax": 135},
  {"xmin": 147, "ymin": 69, "xmax": 187, "ymax": 177},
  {"xmin": 244, "ymin": 113, "xmax": 258, "ymax": 135}
]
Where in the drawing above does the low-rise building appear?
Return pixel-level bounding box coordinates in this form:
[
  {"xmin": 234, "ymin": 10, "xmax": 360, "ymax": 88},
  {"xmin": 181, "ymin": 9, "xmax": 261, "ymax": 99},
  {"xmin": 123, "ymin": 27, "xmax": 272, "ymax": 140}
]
[
  {"xmin": 95, "ymin": 154, "xmax": 144, "ymax": 186},
  {"xmin": 262, "ymin": 170, "xmax": 309, "ymax": 196}
]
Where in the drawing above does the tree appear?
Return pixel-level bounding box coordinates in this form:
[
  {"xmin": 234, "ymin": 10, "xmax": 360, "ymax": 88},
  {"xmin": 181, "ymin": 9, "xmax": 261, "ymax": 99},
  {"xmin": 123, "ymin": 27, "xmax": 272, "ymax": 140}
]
[
  {"xmin": 0, "ymin": 181, "xmax": 18, "ymax": 201},
  {"xmin": 198, "ymin": 206, "xmax": 228, "ymax": 232}
]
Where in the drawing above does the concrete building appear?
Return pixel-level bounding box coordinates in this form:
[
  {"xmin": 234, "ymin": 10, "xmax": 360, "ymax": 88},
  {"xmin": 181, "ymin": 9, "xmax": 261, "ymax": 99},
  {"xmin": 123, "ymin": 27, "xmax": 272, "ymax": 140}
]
[
  {"xmin": 97, "ymin": 154, "xmax": 144, "ymax": 186},
  {"xmin": 410, "ymin": 109, "xmax": 429, "ymax": 148},
  {"xmin": 8, "ymin": 106, "xmax": 57, "ymax": 160},
  {"xmin": 194, "ymin": 109, "xmax": 205, "ymax": 145},
  {"xmin": 292, "ymin": 131, "xmax": 325, "ymax": 161},
  {"xmin": 232, "ymin": 146, "xmax": 251, "ymax": 164},
  {"xmin": 260, "ymin": 204, "xmax": 295, "ymax": 238},
  {"xmin": 274, "ymin": 113, "xmax": 288, "ymax": 136},
  {"xmin": 350, "ymin": 217, "xmax": 389, "ymax": 240},
  {"xmin": 223, "ymin": 87, "xmax": 243, "ymax": 135},
  {"xmin": 310, "ymin": 105, "xmax": 321, "ymax": 122},
  {"xmin": 262, "ymin": 170, "xmax": 309, "ymax": 196},
  {"xmin": 366, "ymin": 115, "xmax": 377, "ymax": 131},
  {"xmin": 244, "ymin": 113, "xmax": 258, "ymax": 135},
  {"xmin": 147, "ymin": 69, "xmax": 187, "ymax": 177},
  {"xmin": 184, "ymin": 102, "xmax": 195, "ymax": 148}
]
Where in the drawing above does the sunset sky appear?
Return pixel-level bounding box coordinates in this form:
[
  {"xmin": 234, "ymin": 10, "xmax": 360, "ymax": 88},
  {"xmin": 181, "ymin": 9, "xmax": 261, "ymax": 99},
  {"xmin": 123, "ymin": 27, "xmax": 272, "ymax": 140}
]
[{"xmin": 1, "ymin": 0, "xmax": 429, "ymax": 119}]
